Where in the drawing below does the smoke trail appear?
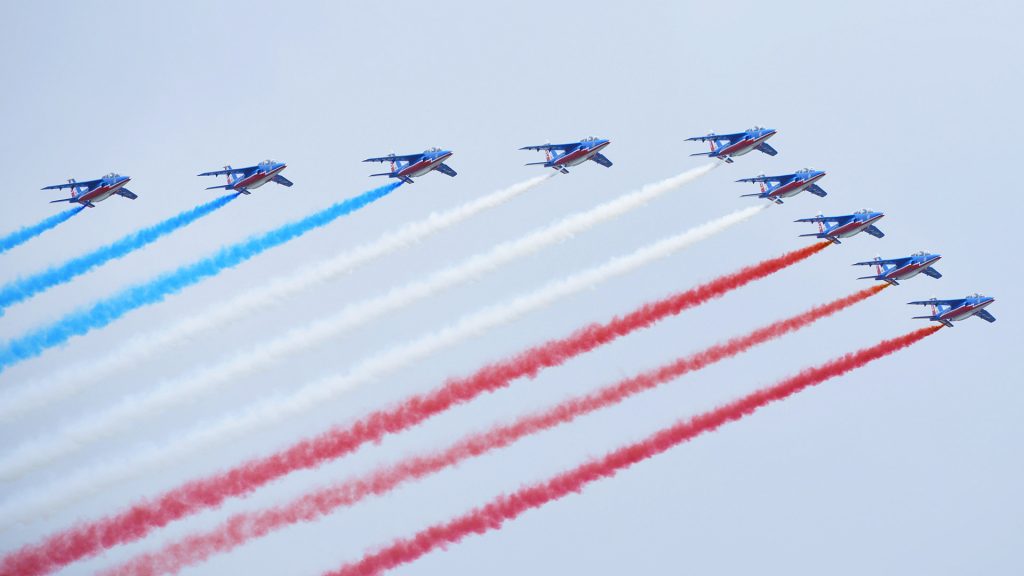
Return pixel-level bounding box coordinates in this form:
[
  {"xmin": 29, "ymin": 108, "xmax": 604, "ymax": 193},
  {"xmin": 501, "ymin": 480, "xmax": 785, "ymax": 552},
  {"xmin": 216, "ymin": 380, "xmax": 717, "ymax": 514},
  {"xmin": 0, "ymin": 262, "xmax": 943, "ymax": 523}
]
[
  {"xmin": 0, "ymin": 175, "xmax": 551, "ymax": 423},
  {"xmin": 0, "ymin": 239, "xmax": 825, "ymax": 575},
  {"xmin": 324, "ymin": 326, "xmax": 941, "ymax": 576},
  {"xmin": 0, "ymin": 168, "xmax": 714, "ymax": 476},
  {"xmin": 0, "ymin": 203, "xmax": 762, "ymax": 539},
  {"xmin": 0, "ymin": 207, "xmax": 84, "ymax": 255},
  {"xmin": 99, "ymin": 285, "xmax": 886, "ymax": 576},
  {"xmin": 0, "ymin": 194, "xmax": 238, "ymax": 313},
  {"xmin": 0, "ymin": 183, "xmax": 400, "ymax": 373}
]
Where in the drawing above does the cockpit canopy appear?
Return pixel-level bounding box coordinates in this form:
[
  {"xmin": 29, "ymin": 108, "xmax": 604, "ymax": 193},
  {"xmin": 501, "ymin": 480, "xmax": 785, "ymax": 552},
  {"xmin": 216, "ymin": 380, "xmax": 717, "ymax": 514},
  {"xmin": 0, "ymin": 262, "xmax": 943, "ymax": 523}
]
[
  {"xmin": 259, "ymin": 159, "xmax": 276, "ymax": 166},
  {"xmin": 425, "ymin": 147, "xmax": 442, "ymax": 153},
  {"xmin": 911, "ymin": 250, "xmax": 928, "ymax": 257},
  {"xmin": 854, "ymin": 209, "xmax": 874, "ymax": 215},
  {"xmin": 103, "ymin": 172, "xmax": 121, "ymax": 179},
  {"xmin": 581, "ymin": 136, "xmax": 600, "ymax": 142}
]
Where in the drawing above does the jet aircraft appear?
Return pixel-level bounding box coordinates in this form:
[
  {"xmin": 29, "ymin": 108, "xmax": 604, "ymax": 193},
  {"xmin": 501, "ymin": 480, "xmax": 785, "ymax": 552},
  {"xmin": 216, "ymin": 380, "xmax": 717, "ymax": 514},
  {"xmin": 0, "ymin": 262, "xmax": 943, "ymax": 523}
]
[
  {"xmin": 795, "ymin": 210, "xmax": 885, "ymax": 244},
  {"xmin": 908, "ymin": 294, "xmax": 996, "ymax": 327},
  {"xmin": 198, "ymin": 160, "xmax": 292, "ymax": 195},
  {"xmin": 520, "ymin": 137, "xmax": 612, "ymax": 173},
  {"xmin": 686, "ymin": 127, "xmax": 778, "ymax": 163},
  {"xmin": 363, "ymin": 148, "xmax": 456, "ymax": 184},
  {"xmin": 736, "ymin": 168, "xmax": 827, "ymax": 204},
  {"xmin": 43, "ymin": 173, "xmax": 136, "ymax": 208},
  {"xmin": 853, "ymin": 252, "xmax": 942, "ymax": 286}
]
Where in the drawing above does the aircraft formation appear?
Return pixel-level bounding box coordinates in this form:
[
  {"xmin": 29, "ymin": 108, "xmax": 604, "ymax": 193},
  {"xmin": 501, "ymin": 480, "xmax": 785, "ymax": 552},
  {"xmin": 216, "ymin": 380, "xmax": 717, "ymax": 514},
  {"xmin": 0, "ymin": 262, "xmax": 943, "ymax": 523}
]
[{"xmin": 33, "ymin": 129, "xmax": 994, "ymax": 326}]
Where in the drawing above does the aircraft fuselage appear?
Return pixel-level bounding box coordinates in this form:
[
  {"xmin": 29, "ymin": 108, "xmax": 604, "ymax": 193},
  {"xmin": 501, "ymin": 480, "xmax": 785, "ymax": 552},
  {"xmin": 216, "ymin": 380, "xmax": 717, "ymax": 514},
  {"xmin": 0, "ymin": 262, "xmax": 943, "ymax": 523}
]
[
  {"xmin": 398, "ymin": 152, "xmax": 453, "ymax": 178},
  {"xmin": 232, "ymin": 165, "xmax": 287, "ymax": 191},
  {"xmin": 716, "ymin": 131, "xmax": 775, "ymax": 159},
  {"xmin": 550, "ymin": 141, "xmax": 611, "ymax": 168},
  {"xmin": 78, "ymin": 177, "xmax": 131, "ymax": 204},
  {"xmin": 769, "ymin": 172, "xmax": 826, "ymax": 199}
]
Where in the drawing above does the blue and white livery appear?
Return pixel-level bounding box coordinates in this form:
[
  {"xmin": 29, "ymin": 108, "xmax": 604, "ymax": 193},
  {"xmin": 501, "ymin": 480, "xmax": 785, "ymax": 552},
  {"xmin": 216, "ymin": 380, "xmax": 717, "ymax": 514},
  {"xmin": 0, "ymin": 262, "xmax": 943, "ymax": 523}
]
[
  {"xmin": 363, "ymin": 148, "xmax": 455, "ymax": 184},
  {"xmin": 198, "ymin": 160, "xmax": 292, "ymax": 195},
  {"xmin": 43, "ymin": 173, "xmax": 135, "ymax": 208},
  {"xmin": 908, "ymin": 294, "xmax": 996, "ymax": 327},
  {"xmin": 520, "ymin": 137, "xmax": 612, "ymax": 174},
  {"xmin": 795, "ymin": 209, "xmax": 885, "ymax": 244},
  {"xmin": 686, "ymin": 127, "xmax": 778, "ymax": 163},
  {"xmin": 853, "ymin": 251, "xmax": 942, "ymax": 286},
  {"xmin": 736, "ymin": 168, "xmax": 827, "ymax": 204}
]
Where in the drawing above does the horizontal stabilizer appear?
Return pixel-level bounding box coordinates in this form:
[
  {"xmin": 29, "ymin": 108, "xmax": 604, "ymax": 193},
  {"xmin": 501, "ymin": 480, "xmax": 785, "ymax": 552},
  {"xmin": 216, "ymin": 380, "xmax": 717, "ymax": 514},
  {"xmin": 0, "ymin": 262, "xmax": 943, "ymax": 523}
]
[{"xmin": 807, "ymin": 183, "xmax": 827, "ymax": 197}]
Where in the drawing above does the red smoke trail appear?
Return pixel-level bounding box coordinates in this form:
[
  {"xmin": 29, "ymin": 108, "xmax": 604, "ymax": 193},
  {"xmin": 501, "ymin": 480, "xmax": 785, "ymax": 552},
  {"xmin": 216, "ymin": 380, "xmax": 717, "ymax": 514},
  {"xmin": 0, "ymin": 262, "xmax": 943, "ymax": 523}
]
[
  {"xmin": 326, "ymin": 325, "xmax": 942, "ymax": 576},
  {"xmin": 1, "ymin": 242, "xmax": 828, "ymax": 576},
  {"xmin": 102, "ymin": 284, "xmax": 884, "ymax": 576}
]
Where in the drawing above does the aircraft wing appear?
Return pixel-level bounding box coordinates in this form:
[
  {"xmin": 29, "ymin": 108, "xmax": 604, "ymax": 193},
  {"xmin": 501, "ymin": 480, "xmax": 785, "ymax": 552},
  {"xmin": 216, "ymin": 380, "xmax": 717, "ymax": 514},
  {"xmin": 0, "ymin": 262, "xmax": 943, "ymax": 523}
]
[
  {"xmin": 863, "ymin": 225, "xmax": 885, "ymax": 238},
  {"xmin": 363, "ymin": 154, "xmax": 423, "ymax": 163},
  {"xmin": 435, "ymin": 163, "xmax": 457, "ymax": 177},
  {"xmin": 735, "ymin": 175, "xmax": 782, "ymax": 183},
  {"xmin": 921, "ymin": 267, "xmax": 942, "ymax": 279},
  {"xmin": 806, "ymin": 183, "xmax": 827, "ymax": 197},
  {"xmin": 686, "ymin": 132, "xmax": 743, "ymax": 142},
  {"xmin": 590, "ymin": 153, "xmax": 613, "ymax": 168},
  {"xmin": 272, "ymin": 174, "xmax": 294, "ymax": 187},
  {"xmin": 852, "ymin": 257, "xmax": 907, "ymax": 266},
  {"xmin": 519, "ymin": 143, "xmax": 579, "ymax": 151},
  {"xmin": 198, "ymin": 166, "xmax": 253, "ymax": 177},
  {"xmin": 975, "ymin": 309, "xmax": 996, "ymax": 323},
  {"xmin": 115, "ymin": 188, "xmax": 138, "ymax": 199},
  {"xmin": 756, "ymin": 142, "xmax": 779, "ymax": 156},
  {"xmin": 42, "ymin": 179, "xmax": 101, "ymax": 190},
  {"xmin": 908, "ymin": 298, "xmax": 964, "ymax": 306}
]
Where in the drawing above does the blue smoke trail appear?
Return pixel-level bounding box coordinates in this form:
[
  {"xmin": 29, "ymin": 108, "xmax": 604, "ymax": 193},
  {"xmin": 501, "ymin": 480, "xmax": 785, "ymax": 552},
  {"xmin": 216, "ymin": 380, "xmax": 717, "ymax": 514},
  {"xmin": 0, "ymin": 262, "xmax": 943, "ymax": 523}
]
[
  {"xmin": 0, "ymin": 207, "xmax": 84, "ymax": 255},
  {"xmin": 0, "ymin": 182, "xmax": 400, "ymax": 372},
  {"xmin": 0, "ymin": 194, "xmax": 239, "ymax": 314}
]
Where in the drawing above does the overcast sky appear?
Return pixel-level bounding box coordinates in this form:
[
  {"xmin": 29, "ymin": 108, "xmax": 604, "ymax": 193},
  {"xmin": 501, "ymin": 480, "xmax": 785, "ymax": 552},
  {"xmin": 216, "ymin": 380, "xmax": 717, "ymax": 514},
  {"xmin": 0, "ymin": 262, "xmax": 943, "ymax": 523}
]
[{"xmin": 1, "ymin": 1, "xmax": 1022, "ymax": 575}]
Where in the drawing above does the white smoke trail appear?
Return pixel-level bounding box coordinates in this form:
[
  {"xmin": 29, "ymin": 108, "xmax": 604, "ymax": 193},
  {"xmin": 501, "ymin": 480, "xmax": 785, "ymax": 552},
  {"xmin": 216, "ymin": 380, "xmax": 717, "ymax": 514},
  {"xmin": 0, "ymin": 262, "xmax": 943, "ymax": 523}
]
[
  {"xmin": 0, "ymin": 175, "xmax": 551, "ymax": 423},
  {"xmin": 0, "ymin": 165, "xmax": 715, "ymax": 479},
  {"xmin": 0, "ymin": 201, "xmax": 762, "ymax": 528}
]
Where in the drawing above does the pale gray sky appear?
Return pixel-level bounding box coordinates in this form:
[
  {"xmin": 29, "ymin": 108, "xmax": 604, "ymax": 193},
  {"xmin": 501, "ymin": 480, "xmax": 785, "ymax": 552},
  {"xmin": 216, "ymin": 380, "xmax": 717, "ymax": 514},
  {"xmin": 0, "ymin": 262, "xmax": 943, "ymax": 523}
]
[{"xmin": 1, "ymin": 1, "xmax": 1022, "ymax": 575}]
